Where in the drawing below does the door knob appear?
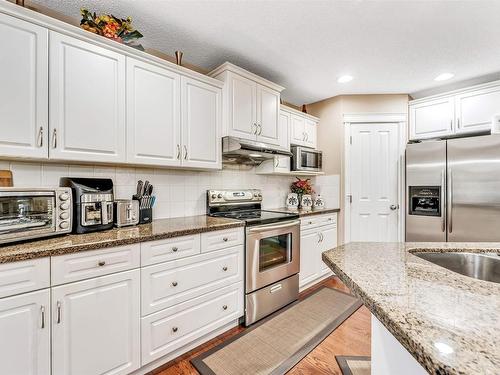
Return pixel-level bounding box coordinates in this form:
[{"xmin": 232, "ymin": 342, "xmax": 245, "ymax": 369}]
[{"xmin": 390, "ymin": 204, "xmax": 399, "ymax": 211}]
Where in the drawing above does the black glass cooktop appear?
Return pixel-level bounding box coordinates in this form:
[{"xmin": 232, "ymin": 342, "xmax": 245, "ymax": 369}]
[{"xmin": 212, "ymin": 210, "xmax": 298, "ymax": 226}]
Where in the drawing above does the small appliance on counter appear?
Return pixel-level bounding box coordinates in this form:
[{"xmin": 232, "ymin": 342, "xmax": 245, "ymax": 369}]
[
  {"xmin": 0, "ymin": 187, "xmax": 72, "ymax": 244},
  {"xmin": 114, "ymin": 199, "xmax": 139, "ymax": 227},
  {"xmin": 60, "ymin": 177, "xmax": 114, "ymax": 234},
  {"xmin": 133, "ymin": 180, "xmax": 155, "ymax": 224}
]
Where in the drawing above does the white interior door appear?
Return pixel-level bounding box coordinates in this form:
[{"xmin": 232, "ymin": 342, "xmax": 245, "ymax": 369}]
[{"xmin": 348, "ymin": 123, "xmax": 400, "ymax": 242}]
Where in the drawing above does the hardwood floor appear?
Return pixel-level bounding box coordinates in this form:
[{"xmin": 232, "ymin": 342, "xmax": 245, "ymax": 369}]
[{"xmin": 150, "ymin": 277, "xmax": 371, "ymax": 375}]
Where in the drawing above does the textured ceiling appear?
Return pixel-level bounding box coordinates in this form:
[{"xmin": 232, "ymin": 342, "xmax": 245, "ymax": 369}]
[{"xmin": 29, "ymin": 0, "xmax": 500, "ymax": 105}]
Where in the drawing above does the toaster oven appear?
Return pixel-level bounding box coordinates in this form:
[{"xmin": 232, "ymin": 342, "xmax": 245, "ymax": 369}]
[{"xmin": 0, "ymin": 187, "xmax": 72, "ymax": 244}]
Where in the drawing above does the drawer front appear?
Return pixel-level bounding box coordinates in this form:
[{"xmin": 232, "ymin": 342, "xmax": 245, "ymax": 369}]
[
  {"xmin": 141, "ymin": 246, "xmax": 243, "ymax": 315},
  {"xmin": 51, "ymin": 244, "xmax": 140, "ymax": 285},
  {"xmin": 201, "ymin": 228, "xmax": 243, "ymax": 253},
  {"xmin": 0, "ymin": 258, "xmax": 50, "ymax": 298},
  {"xmin": 301, "ymin": 213, "xmax": 337, "ymax": 230},
  {"xmin": 317, "ymin": 213, "xmax": 337, "ymax": 227},
  {"xmin": 141, "ymin": 282, "xmax": 243, "ymax": 365},
  {"xmin": 141, "ymin": 234, "xmax": 200, "ymax": 266}
]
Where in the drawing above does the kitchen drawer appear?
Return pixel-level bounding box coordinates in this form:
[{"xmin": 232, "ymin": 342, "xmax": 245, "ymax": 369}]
[
  {"xmin": 300, "ymin": 213, "xmax": 337, "ymax": 230},
  {"xmin": 141, "ymin": 234, "xmax": 200, "ymax": 266},
  {"xmin": 0, "ymin": 258, "xmax": 50, "ymax": 299},
  {"xmin": 141, "ymin": 282, "xmax": 243, "ymax": 365},
  {"xmin": 200, "ymin": 227, "xmax": 244, "ymax": 253},
  {"xmin": 51, "ymin": 244, "xmax": 140, "ymax": 285},
  {"xmin": 141, "ymin": 245, "xmax": 243, "ymax": 315}
]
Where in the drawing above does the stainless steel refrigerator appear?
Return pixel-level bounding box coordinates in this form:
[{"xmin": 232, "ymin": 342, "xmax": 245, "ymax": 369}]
[{"xmin": 406, "ymin": 134, "xmax": 500, "ymax": 242}]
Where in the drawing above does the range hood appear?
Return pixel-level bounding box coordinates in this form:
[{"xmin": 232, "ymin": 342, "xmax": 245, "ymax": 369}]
[{"xmin": 222, "ymin": 136, "xmax": 292, "ymax": 165}]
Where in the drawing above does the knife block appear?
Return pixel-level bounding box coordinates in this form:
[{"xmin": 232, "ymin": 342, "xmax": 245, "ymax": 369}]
[{"xmin": 139, "ymin": 207, "xmax": 152, "ymax": 224}]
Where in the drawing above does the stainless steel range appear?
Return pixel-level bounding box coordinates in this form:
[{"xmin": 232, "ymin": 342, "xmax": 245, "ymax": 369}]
[{"xmin": 207, "ymin": 189, "xmax": 300, "ymax": 326}]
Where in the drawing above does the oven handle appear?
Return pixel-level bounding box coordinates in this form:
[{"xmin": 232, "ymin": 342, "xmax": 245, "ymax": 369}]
[{"xmin": 247, "ymin": 220, "xmax": 300, "ymax": 232}]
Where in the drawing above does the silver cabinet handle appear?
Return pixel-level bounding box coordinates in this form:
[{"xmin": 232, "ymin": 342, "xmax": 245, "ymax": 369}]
[
  {"xmin": 172, "ymin": 281, "xmax": 178, "ymax": 287},
  {"xmin": 258, "ymin": 123, "xmax": 262, "ymax": 135},
  {"xmin": 317, "ymin": 233, "xmax": 322, "ymax": 243},
  {"xmin": 172, "ymin": 327, "xmax": 178, "ymax": 333},
  {"xmin": 98, "ymin": 261, "xmax": 106, "ymax": 267},
  {"xmin": 275, "ymin": 158, "xmax": 279, "ymax": 168},
  {"xmin": 52, "ymin": 129, "xmax": 57, "ymax": 149},
  {"xmin": 222, "ymin": 266, "xmax": 228, "ymax": 272},
  {"xmin": 222, "ymin": 237, "xmax": 228, "ymax": 242},
  {"xmin": 172, "ymin": 246, "xmax": 178, "ymax": 252},
  {"xmin": 222, "ymin": 305, "xmax": 228, "ymax": 310},
  {"xmin": 56, "ymin": 301, "xmax": 61, "ymax": 324},
  {"xmin": 37, "ymin": 127, "xmax": 44, "ymax": 147},
  {"xmin": 176, "ymin": 144, "xmax": 181, "ymax": 160},
  {"xmin": 450, "ymin": 119, "xmax": 453, "ymax": 130},
  {"xmin": 303, "ymin": 132, "xmax": 306, "ymax": 141},
  {"xmin": 305, "ymin": 133, "xmax": 309, "ymax": 142},
  {"xmin": 252, "ymin": 123, "xmax": 257, "ymax": 134},
  {"xmin": 183, "ymin": 145, "xmax": 188, "ymax": 160},
  {"xmin": 40, "ymin": 305, "xmax": 45, "ymax": 329},
  {"xmin": 456, "ymin": 118, "xmax": 460, "ymax": 129}
]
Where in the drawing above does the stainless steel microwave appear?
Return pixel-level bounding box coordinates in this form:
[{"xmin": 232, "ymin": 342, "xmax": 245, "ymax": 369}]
[
  {"xmin": 0, "ymin": 188, "xmax": 72, "ymax": 244},
  {"xmin": 291, "ymin": 146, "xmax": 322, "ymax": 172}
]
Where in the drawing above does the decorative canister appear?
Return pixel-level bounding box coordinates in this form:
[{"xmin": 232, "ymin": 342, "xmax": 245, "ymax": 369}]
[
  {"xmin": 313, "ymin": 194, "xmax": 325, "ymax": 209},
  {"xmin": 286, "ymin": 193, "xmax": 299, "ymax": 209},
  {"xmin": 301, "ymin": 194, "xmax": 313, "ymax": 210}
]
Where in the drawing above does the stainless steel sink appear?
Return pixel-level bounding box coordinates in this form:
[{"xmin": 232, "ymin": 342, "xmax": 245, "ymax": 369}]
[{"xmin": 413, "ymin": 252, "xmax": 500, "ymax": 283}]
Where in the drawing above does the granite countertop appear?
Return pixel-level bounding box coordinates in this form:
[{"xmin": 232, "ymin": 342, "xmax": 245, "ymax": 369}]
[
  {"xmin": 322, "ymin": 242, "xmax": 500, "ymax": 375},
  {"xmin": 0, "ymin": 215, "xmax": 244, "ymax": 264},
  {"xmin": 271, "ymin": 207, "xmax": 340, "ymax": 217}
]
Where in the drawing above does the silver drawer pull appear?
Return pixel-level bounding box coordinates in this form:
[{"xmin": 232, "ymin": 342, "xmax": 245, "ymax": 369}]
[
  {"xmin": 308, "ymin": 221, "xmax": 313, "ymax": 225},
  {"xmin": 172, "ymin": 327, "xmax": 178, "ymax": 333},
  {"xmin": 98, "ymin": 261, "xmax": 106, "ymax": 267},
  {"xmin": 270, "ymin": 284, "xmax": 282, "ymax": 294},
  {"xmin": 40, "ymin": 306, "xmax": 45, "ymax": 329},
  {"xmin": 172, "ymin": 281, "xmax": 178, "ymax": 287},
  {"xmin": 56, "ymin": 301, "xmax": 62, "ymax": 324},
  {"xmin": 222, "ymin": 266, "xmax": 228, "ymax": 272},
  {"xmin": 222, "ymin": 305, "xmax": 228, "ymax": 310},
  {"xmin": 222, "ymin": 237, "xmax": 228, "ymax": 242},
  {"xmin": 172, "ymin": 247, "xmax": 178, "ymax": 252}
]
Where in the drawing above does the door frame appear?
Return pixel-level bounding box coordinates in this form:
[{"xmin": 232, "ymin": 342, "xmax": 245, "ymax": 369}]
[{"xmin": 343, "ymin": 113, "xmax": 407, "ymax": 243}]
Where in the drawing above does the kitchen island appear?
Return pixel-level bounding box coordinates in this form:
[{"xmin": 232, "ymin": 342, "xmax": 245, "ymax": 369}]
[{"xmin": 323, "ymin": 242, "xmax": 500, "ymax": 375}]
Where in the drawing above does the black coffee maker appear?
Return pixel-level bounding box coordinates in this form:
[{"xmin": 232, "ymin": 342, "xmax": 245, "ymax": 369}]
[{"xmin": 60, "ymin": 178, "xmax": 114, "ymax": 234}]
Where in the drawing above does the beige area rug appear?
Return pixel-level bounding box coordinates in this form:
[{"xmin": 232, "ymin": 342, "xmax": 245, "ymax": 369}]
[
  {"xmin": 191, "ymin": 287, "xmax": 362, "ymax": 375},
  {"xmin": 335, "ymin": 356, "xmax": 371, "ymax": 375}
]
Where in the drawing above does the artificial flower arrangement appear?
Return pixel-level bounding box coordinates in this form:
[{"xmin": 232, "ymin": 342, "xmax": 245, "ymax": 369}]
[
  {"xmin": 80, "ymin": 8, "xmax": 144, "ymax": 50},
  {"xmin": 290, "ymin": 178, "xmax": 314, "ymax": 195}
]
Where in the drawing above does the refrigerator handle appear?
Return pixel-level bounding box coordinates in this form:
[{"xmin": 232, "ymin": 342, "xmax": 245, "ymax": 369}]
[
  {"xmin": 448, "ymin": 168, "xmax": 453, "ymax": 234},
  {"xmin": 441, "ymin": 170, "xmax": 446, "ymax": 233}
]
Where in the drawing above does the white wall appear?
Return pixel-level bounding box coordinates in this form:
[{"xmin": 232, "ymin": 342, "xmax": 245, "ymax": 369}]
[{"xmin": 0, "ymin": 160, "xmax": 306, "ymax": 219}]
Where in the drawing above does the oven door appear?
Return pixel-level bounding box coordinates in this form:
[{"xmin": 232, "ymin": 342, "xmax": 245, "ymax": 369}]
[{"xmin": 245, "ymin": 220, "xmax": 300, "ymax": 293}]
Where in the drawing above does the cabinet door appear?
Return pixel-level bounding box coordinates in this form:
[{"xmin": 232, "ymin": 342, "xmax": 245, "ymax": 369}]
[
  {"xmin": 52, "ymin": 270, "xmax": 140, "ymax": 375},
  {"xmin": 319, "ymin": 225, "xmax": 337, "ymax": 275},
  {"xmin": 126, "ymin": 58, "xmax": 181, "ymax": 166},
  {"xmin": 299, "ymin": 230, "xmax": 321, "ymax": 288},
  {"xmin": 304, "ymin": 119, "xmax": 317, "ymax": 149},
  {"xmin": 455, "ymin": 86, "xmax": 500, "ymax": 134},
  {"xmin": 181, "ymin": 76, "xmax": 222, "ymax": 169},
  {"xmin": 49, "ymin": 32, "xmax": 126, "ymax": 162},
  {"xmin": 0, "ymin": 289, "xmax": 50, "ymax": 375},
  {"xmin": 274, "ymin": 156, "xmax": 291, "ymax": 173},
  {"xmin": 229, "ymin": 73, "xmax": 257, "ymax": 140},
  {"xmin": 279, "ymin": 110, "xmax": 290, "ymax": 149},
  {"xmin": 0, "ymin": 13, "xmax": 48, "ymax": 159},
  {"xmin": 256, "ymin": 85, "xmax": 280, "ymax": 145},
  {"xmin": 409, "ymin": 97, "xmax": 454, "ymax": 140},
  {"xmin": 290, "ymin": 114, "xmax": 306, "ymax": 146}
]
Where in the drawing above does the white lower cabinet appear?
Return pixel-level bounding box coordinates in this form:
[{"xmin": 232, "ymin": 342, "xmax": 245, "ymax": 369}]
[
  {"xmin": 0, "ymin": 289, "xmax": 50, "ymax": 375},
  {"xmin": 51, "ymin": 270, "xmax": 140, "ymax": 375},
  {"xmin": 299, "ymin": 213, "xmax": 338, "ymax": 290}
]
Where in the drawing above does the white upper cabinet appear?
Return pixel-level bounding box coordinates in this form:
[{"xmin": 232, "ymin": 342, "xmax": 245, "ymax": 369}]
[
  {"xmin": 409, "ymin": 97, "xmax": 454, "ymax": 140},
  {"xmin": 455, "ymin": 85, "xmax": 500, "ymax": 134},
  {"xmin": 51, "ymin": 270, "xmax": 140, "ymax": 375},
  {"xmin": 286, "ymin": 106, "xmax": 319, "ymax": 149},
  {"xmin": 209, "ymin": 62, "xmax": 284, "ymax": 145},
  {"xmin": 409, "ymin": 80, "xmax": 500, "ymax": 140},
  {"xmin": 0, "ymin": 289, "xmax": 50, "ymax": 375},
  {"xmin": 256, "ymin": 85, "xmax": 280, "ymax": 145},
  {"xmin": 0, "ymin": 13, "xmax": 48, "ymax": 159},
  {"xmin": 49, "ymin": 31, "xmax": 126, "ymax": 162},
  {"xmin": 126, "ymin": 58, "xmax": 181, "ymax": 166},
  {"xmin": 230, "ymin": 73, "xmax": 258, "ymax": 139},
  {"xmin": 291, "ymin": 114, "xmax": 306, "ymax": 145},
  {"xmin": 304, "ymin": 118, "xmax": 318, "ymax": 149},
  {"xmin": 181, "ymin": 76, "xmax": 222, "ymax": 169}
]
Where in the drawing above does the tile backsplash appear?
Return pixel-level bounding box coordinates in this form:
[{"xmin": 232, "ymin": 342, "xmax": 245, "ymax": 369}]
[{"xmin": 0, "ymin": 160, "xmax": 338, "ymax": 219}]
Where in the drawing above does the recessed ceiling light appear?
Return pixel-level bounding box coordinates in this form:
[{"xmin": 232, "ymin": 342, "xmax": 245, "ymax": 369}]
[
  {"xmin": 337, "ymin": 75, "xmax": 353, "ymax": 83},
  {"xmin": 434, "ymin": 73, "xmax": 454, "ymax": 81}
]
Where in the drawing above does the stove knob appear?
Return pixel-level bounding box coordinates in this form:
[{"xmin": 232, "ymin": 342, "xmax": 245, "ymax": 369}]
[
  {"xmin": 59, "ymin": 221, "xmax": 69, "ymax": 229},
  {"xmin": 211, "ymin": 194, "xmax": 216, "ymax": 199},
  {"xmin": 59, "ymin": 212, "xmax": 69, "ymax": 220},
  {"xmin": 217, "ymin": 194, "xmax": 222, "ymax": 199},
  {"xmin": 59, "ymin": 193, "xmax": 70, "ymax": 201},
  {"xmin": 254, "ymin": 193, "xmax": 258, "ymax": 197},
  {"xmin": 60, "ymin": 202, "xmax": 69, "ymax": 210},
  {"xmin": 258, "ymin": 193, "xmax": 262, "ymax": 198}
]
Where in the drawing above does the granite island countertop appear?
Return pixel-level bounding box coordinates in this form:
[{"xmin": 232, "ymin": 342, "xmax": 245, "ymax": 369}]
[
  {"xmin": 271, "ymin": 207, "xmax": 340, "ymax": 217},
  {"xmin": 0, "ymin": 215, "xmax": 244, "ymax": 264},
  {"xmin": 323, "ymin": 242, "xmax": 500, "ymax": 375}
]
